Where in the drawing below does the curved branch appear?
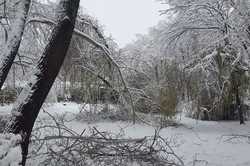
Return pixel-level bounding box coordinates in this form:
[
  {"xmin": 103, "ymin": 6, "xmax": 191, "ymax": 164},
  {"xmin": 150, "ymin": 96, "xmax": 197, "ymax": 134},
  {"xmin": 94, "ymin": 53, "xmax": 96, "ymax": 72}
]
[{"xmin": 27, "ymin": 16, "xmax": 137, "ymax": 124}]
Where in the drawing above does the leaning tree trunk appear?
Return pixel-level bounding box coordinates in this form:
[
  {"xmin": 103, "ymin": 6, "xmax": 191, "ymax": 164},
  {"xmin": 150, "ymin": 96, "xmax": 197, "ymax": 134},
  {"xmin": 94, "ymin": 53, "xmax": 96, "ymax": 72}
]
[
  {"xmin": 4, "ymin": 0, "xmax": 80, "ymax": 165},
  {"xmin": 0, "ymin": 0, "xmax": 31, "ymax": 89}
]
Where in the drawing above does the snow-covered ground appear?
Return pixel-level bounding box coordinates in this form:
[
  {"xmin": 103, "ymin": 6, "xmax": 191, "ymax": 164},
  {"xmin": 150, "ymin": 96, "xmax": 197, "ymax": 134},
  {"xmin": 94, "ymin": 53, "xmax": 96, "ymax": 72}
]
[{"xmin": 1, "ymin": 102, "xmax": 250, "ymax": 166}]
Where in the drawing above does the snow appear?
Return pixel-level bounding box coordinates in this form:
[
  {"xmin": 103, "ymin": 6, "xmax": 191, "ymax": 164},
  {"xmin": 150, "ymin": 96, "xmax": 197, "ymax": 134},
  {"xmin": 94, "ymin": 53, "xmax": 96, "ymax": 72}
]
[
  {"xmin": 163, "ymin": 117, "xmax": 250, "ymax": 166},
  {"xmin": 0, "ymin": 134, "xmax": 21, "ymax": 166},
  {"xmin": 66, "ymin": 118, "xmax": 250, "ymax": 166},
  {"xmin": 0, "ymin": 102, "xmax": 250, "ymax": 165},
  {"xmin": 0, "ymin": 0, "xmax": 31, "ymax": 82}
]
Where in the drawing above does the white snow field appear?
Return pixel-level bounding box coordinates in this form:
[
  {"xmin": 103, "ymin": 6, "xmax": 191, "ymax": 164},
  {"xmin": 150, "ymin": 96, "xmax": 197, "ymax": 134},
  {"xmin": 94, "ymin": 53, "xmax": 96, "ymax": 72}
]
[{"xmin": 0, "ymin": 102, "xmax": 250, "ymax": 166}]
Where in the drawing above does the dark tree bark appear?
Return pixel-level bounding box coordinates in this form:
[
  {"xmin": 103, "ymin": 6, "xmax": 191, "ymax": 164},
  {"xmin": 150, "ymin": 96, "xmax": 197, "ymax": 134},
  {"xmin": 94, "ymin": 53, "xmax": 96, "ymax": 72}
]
[
  {"xmin": 235, "ymin": 86, "xmax": 244, "ymax": 124},
  {"xmin": 0, "ymin": 0, "xmax": 31, "ymax": 89},
  {"xmin": 4, "ymin": 0, "xmax": 80, "ymax": 165},
  {"xmin": 232, "ymin": 69, "xmax": 245, "ymax": 124}
]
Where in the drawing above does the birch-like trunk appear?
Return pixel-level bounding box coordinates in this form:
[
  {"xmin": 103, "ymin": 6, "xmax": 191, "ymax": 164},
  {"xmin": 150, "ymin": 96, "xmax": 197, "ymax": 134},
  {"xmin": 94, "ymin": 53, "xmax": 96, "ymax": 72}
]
[
  {"xmin": 5, "ymin": 0, "xmax": 80, "ymax": 165},
  {"xmin": 0, "ymin": 0, "xmax": 31, "ymax": 89}
]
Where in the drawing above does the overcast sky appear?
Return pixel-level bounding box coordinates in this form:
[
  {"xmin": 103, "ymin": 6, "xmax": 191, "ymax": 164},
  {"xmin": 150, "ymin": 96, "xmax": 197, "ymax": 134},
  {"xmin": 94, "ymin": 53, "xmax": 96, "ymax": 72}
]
[{"xmin": 80, "ymin": 0, "xmax": 166, "ymax": 47}]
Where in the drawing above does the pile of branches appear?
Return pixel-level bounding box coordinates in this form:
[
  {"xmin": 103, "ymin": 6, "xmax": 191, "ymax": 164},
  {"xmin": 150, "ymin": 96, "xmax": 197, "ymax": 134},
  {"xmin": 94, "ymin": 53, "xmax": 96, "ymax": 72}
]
[{"xmin": 28, "ymin": 111, "xmax": 184, "ymax": 166}]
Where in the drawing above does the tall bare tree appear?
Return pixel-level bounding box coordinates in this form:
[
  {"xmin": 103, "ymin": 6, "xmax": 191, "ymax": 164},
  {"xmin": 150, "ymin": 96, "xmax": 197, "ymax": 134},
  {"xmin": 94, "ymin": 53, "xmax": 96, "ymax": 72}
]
[{"xmin": 4, "ymin": 0, "xmax": 80, "ymax": 165}]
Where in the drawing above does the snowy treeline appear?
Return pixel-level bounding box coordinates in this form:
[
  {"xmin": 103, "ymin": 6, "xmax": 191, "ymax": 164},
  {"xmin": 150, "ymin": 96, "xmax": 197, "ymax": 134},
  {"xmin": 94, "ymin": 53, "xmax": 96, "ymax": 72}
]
[
  {"xmin": 0, "ymin": 0, "xmax": 250, "ymax": 165},
  {"xmin": 122, "ymin": 0, "xmax": 250, "ymax": 123}
]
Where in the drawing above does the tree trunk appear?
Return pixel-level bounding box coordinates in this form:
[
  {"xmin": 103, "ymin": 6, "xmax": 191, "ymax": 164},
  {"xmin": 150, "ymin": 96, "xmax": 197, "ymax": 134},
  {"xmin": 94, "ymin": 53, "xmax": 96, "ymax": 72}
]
[
  {"xmin": 4, "ymin": 0, "xmax": 80, "ymax": 165},
  {"xmin": 236, "ymin": 86, "xmax": 244, "ymax": 124},
  {"xmin": 0, "ymin": 0, "xmax": 31, "ymax": 89}
]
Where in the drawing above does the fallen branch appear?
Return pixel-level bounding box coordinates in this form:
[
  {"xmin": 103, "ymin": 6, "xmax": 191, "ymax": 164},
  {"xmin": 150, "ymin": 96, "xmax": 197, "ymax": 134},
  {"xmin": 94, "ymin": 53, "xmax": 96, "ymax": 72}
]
[{"xmin": 29, "ymin": 111, "xmax": 184, "ymax": 166}]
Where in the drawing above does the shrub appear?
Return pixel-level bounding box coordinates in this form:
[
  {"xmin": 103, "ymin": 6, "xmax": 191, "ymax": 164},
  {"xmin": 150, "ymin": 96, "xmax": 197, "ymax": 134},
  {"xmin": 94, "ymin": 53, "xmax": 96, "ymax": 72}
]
[
  {"xmin": 134, "ymin": 98, "xmax": 160, "ymax": 114},
  {"xmin": 159, "ymin": 86, "xmax": 178, "ymax": 118},
  {"xmin": 69, "ymin": 87, "xmax": 85, "ymax": 103},
  {"xmin": 0, "ymin": 87, "xmax": 18, "ymax": 105}
]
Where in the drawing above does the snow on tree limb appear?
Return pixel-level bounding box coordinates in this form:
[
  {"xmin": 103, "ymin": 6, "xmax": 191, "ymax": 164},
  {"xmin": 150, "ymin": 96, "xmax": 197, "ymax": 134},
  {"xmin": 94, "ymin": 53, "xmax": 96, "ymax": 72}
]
[
  {"xmin": 0, "ymin": 0, "xmax": 31, "ymax": 89},
  {"xmin": 27, "ymin": 16, "xmax": 137, "ymax": 124},
  {"xmin": 5, "ymin": 0, "xmax": 80, "ymax": 165}
]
